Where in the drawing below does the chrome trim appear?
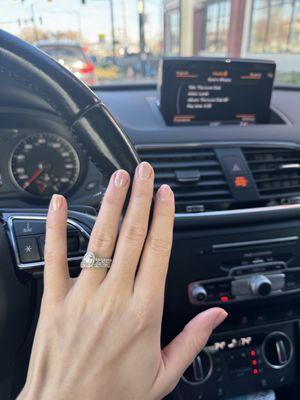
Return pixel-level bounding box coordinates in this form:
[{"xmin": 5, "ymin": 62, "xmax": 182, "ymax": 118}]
[
  {"xmin": 7, "ymin": 215, "xmax": 90, "ymax": 270},
  {"xmin": 213, "ymin": 236, "xmax": 299, "ymax": 250},
  {"xmin": 279, "ymin": 163, "xmax": 300, "ymax": 169},
  {"xmin": 174, "ymin": 203, "xmax": 300, "ymax": 220}
]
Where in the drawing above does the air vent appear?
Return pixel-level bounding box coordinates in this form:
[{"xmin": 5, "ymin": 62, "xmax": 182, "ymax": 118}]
[
  {"xmin": 243, "ymin": 147, "xmax": 300, "ymax": 200},
  {"xmin": 137, "ymin": 146, "xmax": 233, "ymax": 213}
]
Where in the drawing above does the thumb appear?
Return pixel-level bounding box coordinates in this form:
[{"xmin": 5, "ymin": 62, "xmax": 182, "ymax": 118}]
[{"xmin": 160, "ymin": 308, "xmax": 227, "ymax": 390}]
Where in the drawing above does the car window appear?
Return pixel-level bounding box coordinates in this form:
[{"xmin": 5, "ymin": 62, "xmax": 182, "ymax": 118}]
[{"xmin": 0, "ymin": 0, "xmax": 299, "ymax": 86}]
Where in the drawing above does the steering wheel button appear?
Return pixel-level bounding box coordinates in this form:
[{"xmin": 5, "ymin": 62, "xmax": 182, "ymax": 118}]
[
  {"xmin": 17, "ymin": 237, "xmax": 41, "ymax": 263},
  {"xmin": 13, "ymin": 220, "xmax": 45, "ymax": 236}
]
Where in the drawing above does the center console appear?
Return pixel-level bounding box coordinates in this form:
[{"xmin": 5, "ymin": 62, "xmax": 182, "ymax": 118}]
[{"xmin": 164, "ymin": 214, "xmax": 300, "ymax": 399}]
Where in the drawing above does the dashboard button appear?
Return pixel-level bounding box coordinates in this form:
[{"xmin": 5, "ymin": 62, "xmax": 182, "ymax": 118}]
[
  {"xmin": 222, "ymin": 156, "xmax": 248, "ymax": 175},
  {"xmin": 17, "ymin": 237, "xmax": 41, "ymax": 263},
  {"xmin": 14, "ymin": 220, "xmax": 45, "ymax": 236}
]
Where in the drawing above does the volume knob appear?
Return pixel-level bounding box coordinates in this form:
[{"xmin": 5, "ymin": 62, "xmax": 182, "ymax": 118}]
[
  {"xmin": 249, "ymin": 275, "xmax": 272, "ymax": 296},
  {"xmin": 191, "ymin": 285, "xmax": 208, "ymax": 302}
]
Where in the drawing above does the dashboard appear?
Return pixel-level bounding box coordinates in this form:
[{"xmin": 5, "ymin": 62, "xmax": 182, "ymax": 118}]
[
  {"xmin": 2, "ymin": 78, "xmax": 300, "ymax": 399},
  {"xmin": 1, "ymin": 86, "xmax": 300, "ymax": 211},
  {"xmin": 1, "ymin": 80, "xmax": 300, "ymax": 214}
]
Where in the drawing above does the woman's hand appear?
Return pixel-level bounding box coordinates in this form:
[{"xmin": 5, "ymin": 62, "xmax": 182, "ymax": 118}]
[{"xmin": 18, "ymin": 162, "xmax": 227, "ymax": 400}]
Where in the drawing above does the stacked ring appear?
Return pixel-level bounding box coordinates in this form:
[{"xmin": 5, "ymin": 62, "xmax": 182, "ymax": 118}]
[{"xmin": 80, "ymin": 251, "xmax": 112, "ymax": 269}]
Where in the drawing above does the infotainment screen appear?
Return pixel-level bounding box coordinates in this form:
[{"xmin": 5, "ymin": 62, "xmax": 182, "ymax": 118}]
[{"xmin": 159, "ymin": 57, "xmax": 276, "ymax": 126}]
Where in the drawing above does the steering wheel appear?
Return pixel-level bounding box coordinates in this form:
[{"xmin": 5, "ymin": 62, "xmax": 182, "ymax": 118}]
[{"xmin": 0, "ymin": 30, "xmax": 140, "ymax": 399}]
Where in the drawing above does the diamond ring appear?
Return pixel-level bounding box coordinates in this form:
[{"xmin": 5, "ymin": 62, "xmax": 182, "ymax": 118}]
[{"xmin": 80, "ymin": 251, "xmax": 112, "ymax": 269}]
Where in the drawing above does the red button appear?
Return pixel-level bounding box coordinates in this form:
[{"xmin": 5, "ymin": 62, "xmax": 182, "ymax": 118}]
[
  {"xmin": 252, "ymin": 360, "xmax": 257, "ymax": 366},
  {"xmin": 253, "ymin": 368, "xmax": 259, "ymax": 375},
  {"xmin": 250, "ymin": 350, "xmax": 256, "ymax": 357},
  {"xmin": 234, "ymin": 176, "xmax": 249, "ymax": 188},
  {"xmin": 220, "ymin": 296, "xmax": 229, "ymax": 302}
]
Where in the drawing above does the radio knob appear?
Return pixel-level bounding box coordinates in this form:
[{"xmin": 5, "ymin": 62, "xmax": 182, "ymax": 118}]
[
  {"xmin": 191, "ymin": 285, "xmax": 208, "ymax": 302},
  {"xmin": 249, "ymin": 275, "xmax": 272, "ymax": 296},
  {"xmin": 262, "ymin": 332, "xmax": 293, "ymax": 368}
]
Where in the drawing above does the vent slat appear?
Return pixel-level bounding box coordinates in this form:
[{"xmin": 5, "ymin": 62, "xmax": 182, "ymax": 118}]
[
  {"xmin": 138, "ymin": 146, "xmax": 233, "ymax": 213},
  {"xmin": 255, "ymin": 176, "xmax": 300, "ymax": 184},
  {"xmin": 243, "ymin": 147, "xmax": 300, "ymax": 199},
  {"xmin": 155, "ymin": 170, "xmax": 224, "ymax": 179},
  {"xmin": 173, "ymin": 189, "xmax": 231, "ymax": 199},
  {"xmin": 154, "ymin": 179, "xmax": 228, "ymax": 189},
  {"xmin": 139, "ymin": 150, "xmax": 215, "ymax": 159},
  {"xmin": 251, "ymin": 167, "xmax": 299, "ymax": 173},
  {"xmin": 248, "ymin": 158, "xmax": 300, "ymax": 165},
  {"xmin": 150, "ymin": 160, "xmax": 220, "ymax": 169}
]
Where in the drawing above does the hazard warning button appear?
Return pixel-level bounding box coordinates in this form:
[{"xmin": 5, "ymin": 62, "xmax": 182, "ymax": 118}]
[{"xmin": 222, "ymin": 156, "xmax": 248, "ymax": 175}]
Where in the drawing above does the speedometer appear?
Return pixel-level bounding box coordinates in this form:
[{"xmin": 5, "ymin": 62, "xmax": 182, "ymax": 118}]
[{"xmin": 11, "ymin": 133, "xmax": 80, "ymax": 197}]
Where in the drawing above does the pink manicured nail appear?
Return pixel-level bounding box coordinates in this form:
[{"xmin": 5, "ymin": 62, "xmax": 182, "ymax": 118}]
[
  {"xmin": 213, "ymin": 311, "xmax": 228, "ymax": 330},
  {"xmin": 157, "ymin": 184, "xmax": 172, "ymax": 201},
  {"xmin": 114, "ymin": 170, "xmax": 129, "ymax": 188},
  {"xmin": 137, "ymin": 162, "xmax": 152, "ymax": 180},
  {"xmin": 51, "ymin": 194, "xmax": 63, "ymax": 211}
]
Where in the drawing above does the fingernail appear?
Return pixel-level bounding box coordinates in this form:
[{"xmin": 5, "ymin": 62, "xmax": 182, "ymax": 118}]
[
  {"xmin": 157, "ymin": 184, "xmax": 172, "ymax": 201},
  {"xmin": 213, "ymin": 310, "xmax": 228, "ymax": 330},
  {"xmin": 114, "ymin": 170, "xmax": 129, "ymax": 188},
  {"xmin": 51, "ymin": 194, "xmax": 63, "ymax": 211},
  {"xmin": 137, "ymin": 162, "xmax": 152, "ymax": 180}
]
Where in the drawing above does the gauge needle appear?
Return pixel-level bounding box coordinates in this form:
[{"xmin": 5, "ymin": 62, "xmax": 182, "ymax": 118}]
[{"xmin": 23, "ymin": 167, "xmax": 45, "ymax": 189}]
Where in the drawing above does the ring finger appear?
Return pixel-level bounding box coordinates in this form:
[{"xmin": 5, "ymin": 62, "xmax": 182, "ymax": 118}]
[{"xmin": 78, "ymin": 169, "xmax": 130, "ymax": 289}]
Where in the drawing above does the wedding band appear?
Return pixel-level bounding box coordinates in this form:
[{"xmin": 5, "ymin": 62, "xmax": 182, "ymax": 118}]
[{"xmin": 80, "ymin": 251, "xmax": 112, "ymax": 269}]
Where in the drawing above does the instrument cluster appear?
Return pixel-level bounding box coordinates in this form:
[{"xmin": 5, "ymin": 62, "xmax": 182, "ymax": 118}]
[
  {"xmin": 10, "ymin": 132, "xmax": 80, "ymax": 198},
  {"xmin": 0, "ymin": 128, "xmax": 103, "ymax": 206}
]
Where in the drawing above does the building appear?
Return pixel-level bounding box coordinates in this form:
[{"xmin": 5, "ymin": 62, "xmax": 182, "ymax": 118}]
[{"xmin": 164, "ymin": 0, "xmax": 300, "ymax": 75}]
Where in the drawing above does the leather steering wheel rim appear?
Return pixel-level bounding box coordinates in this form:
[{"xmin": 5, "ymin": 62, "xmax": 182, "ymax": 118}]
[
  {"xmin": 0, "ymin": 29, "xmax": 140, "ymax": 178},
  {"xmin": 0, "ymin": 29, "xmax": 140, "ymax": 400}
]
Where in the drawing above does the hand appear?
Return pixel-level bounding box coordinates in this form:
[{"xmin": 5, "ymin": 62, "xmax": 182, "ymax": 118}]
[{"xmin": 18, "ymin": 162, "xmax": 227, "ymax": 400}]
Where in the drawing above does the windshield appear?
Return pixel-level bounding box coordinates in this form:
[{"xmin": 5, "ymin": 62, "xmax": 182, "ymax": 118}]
[{"xmin": 1, "ymin": 0, "xmax": 299, "ymax": 86}]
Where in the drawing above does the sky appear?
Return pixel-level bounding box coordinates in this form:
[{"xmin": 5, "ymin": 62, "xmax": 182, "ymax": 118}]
[{"xmin": 0, "ymin": 0, "xmax": 163, "ymax": 46}]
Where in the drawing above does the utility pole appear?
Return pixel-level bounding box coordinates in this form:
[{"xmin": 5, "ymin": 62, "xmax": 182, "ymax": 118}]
[
  {"xmin": 137, "ymin": 0, "xmax": 146, "ymax": 77},
  {"xmin": 109, "ymin": 0, "xmax": 116, "ymax": 63},
  {"xmin": 81, "ymin": 0, "xmax": 116, "ymax": 62},
  {"xmin": 122, "ymin": 0, "xmax": 128, "ymax": 54},
  {"xmin": 30, "ymin": 2, "xmax": 39, "ymax": 41}
]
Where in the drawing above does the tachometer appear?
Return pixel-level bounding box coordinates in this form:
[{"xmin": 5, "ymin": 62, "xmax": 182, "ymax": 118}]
[{"xmin": 11, "ymin": 133, "xmax": 80, "ymax": 197}]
